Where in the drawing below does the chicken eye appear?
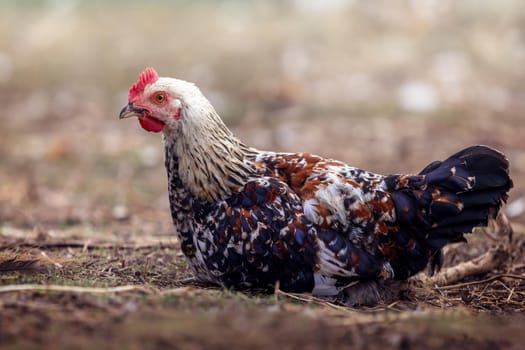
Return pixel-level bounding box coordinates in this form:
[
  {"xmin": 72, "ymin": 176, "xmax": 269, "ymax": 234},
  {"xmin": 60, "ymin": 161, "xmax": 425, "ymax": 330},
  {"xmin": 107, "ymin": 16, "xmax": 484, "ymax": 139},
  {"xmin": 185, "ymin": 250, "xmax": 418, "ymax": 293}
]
[{"xmin": 154, "ymin": 93, "xmax": 166, "ymax": 104}]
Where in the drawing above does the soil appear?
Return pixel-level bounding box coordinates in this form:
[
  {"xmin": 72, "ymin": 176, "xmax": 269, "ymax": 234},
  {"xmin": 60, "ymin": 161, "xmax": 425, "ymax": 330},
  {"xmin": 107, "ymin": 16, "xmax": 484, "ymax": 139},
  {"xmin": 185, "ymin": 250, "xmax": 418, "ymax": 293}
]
[{"xmin": 1, "ymin": 207, "xmax": 524, "ymax": 349}]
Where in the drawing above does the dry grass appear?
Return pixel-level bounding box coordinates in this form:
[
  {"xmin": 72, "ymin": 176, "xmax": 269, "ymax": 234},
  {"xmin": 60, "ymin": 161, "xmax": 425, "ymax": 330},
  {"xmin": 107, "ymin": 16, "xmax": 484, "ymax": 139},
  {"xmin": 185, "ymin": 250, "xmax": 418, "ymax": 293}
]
[{"xmin": 1, "ymin": 222, "xmax": 524, "ymax": 349}]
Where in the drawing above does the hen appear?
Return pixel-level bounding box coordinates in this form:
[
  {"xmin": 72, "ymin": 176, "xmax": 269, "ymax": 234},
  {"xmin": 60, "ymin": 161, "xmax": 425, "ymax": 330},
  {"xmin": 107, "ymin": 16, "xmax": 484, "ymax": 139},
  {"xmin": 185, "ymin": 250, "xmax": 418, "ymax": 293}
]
[{"xmin": 120, "ymin": 68, "xmax": 513, "ymax": 305}]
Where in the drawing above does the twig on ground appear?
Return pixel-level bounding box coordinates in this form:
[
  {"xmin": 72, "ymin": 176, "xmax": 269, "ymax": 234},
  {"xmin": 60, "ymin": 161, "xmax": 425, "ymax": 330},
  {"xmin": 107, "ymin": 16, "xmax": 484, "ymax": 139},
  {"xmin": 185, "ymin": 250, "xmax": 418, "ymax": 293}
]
[
  {"xmin": 172, "ymin": 277, "xmax": 198, "ymax": 284},
  {"xmin": 275, "ymin": 289, "xmax": 387, "ymax": 314},
  {"xmin": 275, "ymin": 289, "xmax": 313, "ymax": 304},
  {"xmin": 422, "ymin": 213, "xmax": 513, "ymax": 287},
  {"xmin": 0, "ymin": 284, "xmax": 154, "ymax": 294},
  {"xmin": 0, "ymin": 242, "xmax": 179, "ymax": 251},
  {"xmin": 423, "ymin": 245, "xmax": 509, "ymax": 287},
  {"xmin": 433, "ymin": 274, "xmax": 525, "ymax": 290},
  {"xmin": 160, "ymin": 286, "xmax": 220, "ymax": 296}
]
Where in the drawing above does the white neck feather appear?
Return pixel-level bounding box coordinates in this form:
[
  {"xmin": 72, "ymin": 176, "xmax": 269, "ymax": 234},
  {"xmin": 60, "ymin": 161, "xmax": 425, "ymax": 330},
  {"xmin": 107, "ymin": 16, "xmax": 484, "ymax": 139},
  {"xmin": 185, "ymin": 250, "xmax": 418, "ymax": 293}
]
[{"xmin": 163, "ymin": 95, "xmax": 257, "ymax": 202}]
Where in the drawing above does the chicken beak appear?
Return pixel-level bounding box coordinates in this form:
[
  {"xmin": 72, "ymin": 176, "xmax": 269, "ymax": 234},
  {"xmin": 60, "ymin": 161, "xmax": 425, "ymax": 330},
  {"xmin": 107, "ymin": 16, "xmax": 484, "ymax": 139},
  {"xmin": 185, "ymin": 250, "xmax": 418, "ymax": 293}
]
[{"xmin": 119, "ymin": 103, "xmax": 144, "ymax": 119}]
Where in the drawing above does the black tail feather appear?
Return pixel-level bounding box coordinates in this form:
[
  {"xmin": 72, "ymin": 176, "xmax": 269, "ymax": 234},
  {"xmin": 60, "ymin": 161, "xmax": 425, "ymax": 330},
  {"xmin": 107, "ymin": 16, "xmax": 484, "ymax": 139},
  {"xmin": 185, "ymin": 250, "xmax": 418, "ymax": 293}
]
[{"xmin": 385, "ymin": 145, "xmax": 513, "ymax": 278}]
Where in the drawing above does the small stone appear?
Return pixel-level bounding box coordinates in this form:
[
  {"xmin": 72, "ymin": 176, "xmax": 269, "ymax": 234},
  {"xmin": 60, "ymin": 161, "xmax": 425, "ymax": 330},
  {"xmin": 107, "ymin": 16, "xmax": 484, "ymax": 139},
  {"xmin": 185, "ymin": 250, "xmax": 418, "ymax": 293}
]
[
  {"xmin": 505, "ymin": 197, "xmax": 525, "ymax": 218},
  {"xmin": 112, "ymin": 205, "xmax": 129, "ymax": 220},
  {"xmin": 398, "ymin": 80, "xmax": 440, "ymax": 113}
]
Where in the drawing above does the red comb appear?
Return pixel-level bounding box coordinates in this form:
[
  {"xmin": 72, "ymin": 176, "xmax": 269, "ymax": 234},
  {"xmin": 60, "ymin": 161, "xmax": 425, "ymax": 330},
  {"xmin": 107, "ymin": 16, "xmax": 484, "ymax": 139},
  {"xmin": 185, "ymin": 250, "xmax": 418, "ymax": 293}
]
[{"xmin": 128, "ymin": 67, "xmax": 159, "ymax": 102}]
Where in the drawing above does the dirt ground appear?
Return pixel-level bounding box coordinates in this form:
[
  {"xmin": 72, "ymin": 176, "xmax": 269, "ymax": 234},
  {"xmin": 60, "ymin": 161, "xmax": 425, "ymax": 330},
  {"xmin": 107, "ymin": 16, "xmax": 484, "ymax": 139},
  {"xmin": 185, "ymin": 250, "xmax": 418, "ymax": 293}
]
[
  {"xmin": 1, "ymin": 220, "xmax": 524, "ymax": 349},
  {"xmin": 1, "ymin": 1, "xmax": 525, "ymax": 349}
]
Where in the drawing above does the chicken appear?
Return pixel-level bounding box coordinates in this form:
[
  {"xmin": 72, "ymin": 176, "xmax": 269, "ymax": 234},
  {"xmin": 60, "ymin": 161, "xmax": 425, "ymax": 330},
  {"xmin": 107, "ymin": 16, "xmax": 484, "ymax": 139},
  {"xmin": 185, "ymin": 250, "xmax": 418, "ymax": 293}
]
[{"xmin": 119, "ymin": 68, "xmax": 513, "ymax": 305}]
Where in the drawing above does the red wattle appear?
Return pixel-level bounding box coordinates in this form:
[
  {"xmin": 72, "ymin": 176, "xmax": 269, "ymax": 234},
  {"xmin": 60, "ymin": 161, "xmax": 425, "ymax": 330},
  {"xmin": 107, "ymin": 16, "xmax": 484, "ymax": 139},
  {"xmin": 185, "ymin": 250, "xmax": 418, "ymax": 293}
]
[{"xmin": 138, "ymin": 115, "xmax": 165, "ymax": 133}]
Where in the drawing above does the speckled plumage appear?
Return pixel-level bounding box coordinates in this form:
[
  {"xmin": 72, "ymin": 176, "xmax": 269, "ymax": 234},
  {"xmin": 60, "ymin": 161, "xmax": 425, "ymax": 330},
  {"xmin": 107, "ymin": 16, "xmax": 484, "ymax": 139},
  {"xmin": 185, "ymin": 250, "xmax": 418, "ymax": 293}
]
[{"xmin": 121, "ymin": 69, "xmax": 513, "ymax": 305}]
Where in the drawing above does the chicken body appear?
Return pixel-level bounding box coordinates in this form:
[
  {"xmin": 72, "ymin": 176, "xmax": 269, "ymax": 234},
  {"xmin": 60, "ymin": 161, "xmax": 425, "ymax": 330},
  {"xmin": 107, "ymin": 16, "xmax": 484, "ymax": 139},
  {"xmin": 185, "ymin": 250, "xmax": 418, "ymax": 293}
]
[{"xmin": 121, "ymin": 68, "xmax": 513, "ymax": 305}]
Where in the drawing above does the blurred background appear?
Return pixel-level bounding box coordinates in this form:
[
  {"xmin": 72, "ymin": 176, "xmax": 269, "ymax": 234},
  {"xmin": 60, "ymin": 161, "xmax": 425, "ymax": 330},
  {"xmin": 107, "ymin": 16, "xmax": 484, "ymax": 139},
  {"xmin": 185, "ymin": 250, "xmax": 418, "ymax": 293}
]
[{"xmin": 0, "ymin": 0, "xmax": 524, "ymax": 233}]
